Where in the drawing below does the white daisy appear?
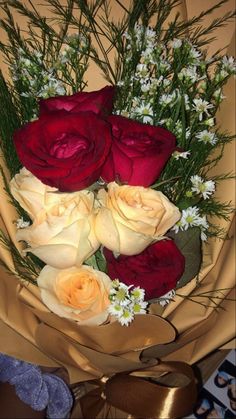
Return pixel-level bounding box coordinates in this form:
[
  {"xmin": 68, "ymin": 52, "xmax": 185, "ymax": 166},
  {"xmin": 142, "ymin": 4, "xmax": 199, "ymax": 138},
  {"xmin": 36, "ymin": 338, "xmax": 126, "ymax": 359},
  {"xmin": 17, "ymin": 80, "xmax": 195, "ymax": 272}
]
[
  {"xmin": 198, "ymin": 214, "xmax": 209, "ymax": 230},
  {"xmin": 134, "ymin": 102, "xmax": 153, "ymax": 123},
  {"xmin": 198, "ymin": 216, "xmax": 209, "ymax": 241},
  {"xmin": 159, "ymin": 93, "xmax": 173, "ymax": 106},
  {"xmin": 141, "ymin": 46, "xmax": 154, "ymax": 62},
  {"xmin": 213, "ymin": 89, "xmax": 226, "ymax": 103},
  {"xmin": 39, "ymin": 76, "xmax": 66, "ymax": 98},
  {"xmin": 222, "ymin": 56, "xmax": 236, "ymax": 74},
  {"xmin": 179, "ymin": 66, "xmax": 198, "ymax": 83},
  {"xmin": 108, "ymin": 303, "xmax": 123, "ymax": 317},
  {"xmin": 140, "ymin": 79, "xmax": 152, "ymax": 93},
  {"xmin": 119, "ymin": 309, "xmax": 134, "ymax": 326},
  {"xmin": 135, "ymin": 63, "xmax": 149, "ymax": 78},
  {"xmin": 189, "ymin": 46, "xmax": 202, "ymax": 61},
  {"xmin": 186, "ymin": 128, "xmax": 191, "ymax": 139},
  {"xmin": 113, "ymin": 291, "xmax": 130, "ymax": 307},
  {"xmin": 173, "ymin": 207, "xmax": 209, "ymax": 240},
  {"xmin": 172, "ymin": 150, "xmax": 190, "ymax": 160},
  {"xmin": 200, "ymin": 230, "xmax": 208, "ymax": 241},
  {"xmin": 173, "ymin": 206, "xmax": 202, "ymax": 233},
  {"xmin": 163, "ymin": 78, "xmax": 171, "ymax": 88},
  {"xmin": 215, "ymin": 69, "xmax": 229, "ymax": 83},
  {"xmin": 132, "ymin": 301, "xmax": 148, "ymax": 314},
  {"xmin": 145, "ymin": 26, "xmax": 156, "ymax": 42},
  {"xmin": 58, "ymin": 50, "xmax": 70, "ymax": 64},
  {"xmin": 190, "ymin": 175, "xmax": 215, "ymax": 199},
  {"xmin": 169, "ymin": 38, "xmax": 182, "ymax": 49},
  {"xmin": 196, "ymin": 130, "xmax": 217, "ymax": 145},
  {"xmin": 159, "ymin": 91, "xmax": 178, "ymax": 106},
  {"xmin": 204, "ymin": 118, "xmax": 215, "ymax": 127},
  {"xmin": 184, "ymin": 94, "xmax": 190, "ymax": 110},
  {"xmin": 117, "ymin": 80, "xmax": 124, "ymax": 87},
  {"xmin": 131, "ymin": 287, "xmax": 145, "ymax": 301},
  {"xmin": 159, "ymin": 60, "xmax": 171, "ymax": 73},
  {"xmin": 158, "ymin": 289, "xmax": 176, "ymax": 307},
  {"xmin": 193, "ymin": 98, "xmax": 214, "ymax": 121}
]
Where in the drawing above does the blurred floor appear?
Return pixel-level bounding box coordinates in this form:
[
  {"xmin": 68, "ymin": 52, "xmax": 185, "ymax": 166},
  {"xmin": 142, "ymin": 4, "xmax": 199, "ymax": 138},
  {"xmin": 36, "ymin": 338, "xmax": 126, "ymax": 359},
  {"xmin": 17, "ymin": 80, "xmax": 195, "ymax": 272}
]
[
  {"xmin": 0, "ymin": 350, "xmax": 230, "ymax": 418},
  {"xmin": 0, "ymin": 382, "xmax": 45, "ymax": 418}
]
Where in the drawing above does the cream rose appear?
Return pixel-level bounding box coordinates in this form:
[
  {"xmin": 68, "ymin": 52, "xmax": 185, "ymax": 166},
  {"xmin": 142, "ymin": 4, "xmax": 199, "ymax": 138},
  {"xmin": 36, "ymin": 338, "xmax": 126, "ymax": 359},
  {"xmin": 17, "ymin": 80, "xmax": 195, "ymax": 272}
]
[
  {"xmin": 15, "ymin": 188, "xmax": 100, "ymax": 269},
  {"xmin": 37, "ymin": 265, "xmax": 111, "ymax": 325},
  {"xmin": 10, "ymin": 167, "xmax": 58, "ymax": 220},
  {"xmin": 95, "ymin": 182, "xmax": 180, "ymax": 255}
]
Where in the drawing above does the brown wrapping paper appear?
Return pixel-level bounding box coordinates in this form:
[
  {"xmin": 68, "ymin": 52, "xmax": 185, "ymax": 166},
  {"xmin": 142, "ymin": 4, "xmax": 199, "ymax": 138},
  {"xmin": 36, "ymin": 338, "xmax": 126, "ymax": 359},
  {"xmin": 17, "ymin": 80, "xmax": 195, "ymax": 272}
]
[{"xmin": 0, "ymin": 0, "xmax": 235, "ymax": 391}]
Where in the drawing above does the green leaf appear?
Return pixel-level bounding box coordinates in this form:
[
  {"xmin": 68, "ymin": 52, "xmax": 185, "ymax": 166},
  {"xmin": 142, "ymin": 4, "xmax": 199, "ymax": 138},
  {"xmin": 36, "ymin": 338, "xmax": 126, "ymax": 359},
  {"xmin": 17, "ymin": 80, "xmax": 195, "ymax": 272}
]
[
  {"xmin": 85, "ymin": 248, "xmax": 107, "ymax": 273},
  {"xmin": 168, "ymin": 228, "xmax": 202, "ymax": 288},
  {"xmin": 95, "ymin": 248, "xmax": 107, "ymax": 273}
]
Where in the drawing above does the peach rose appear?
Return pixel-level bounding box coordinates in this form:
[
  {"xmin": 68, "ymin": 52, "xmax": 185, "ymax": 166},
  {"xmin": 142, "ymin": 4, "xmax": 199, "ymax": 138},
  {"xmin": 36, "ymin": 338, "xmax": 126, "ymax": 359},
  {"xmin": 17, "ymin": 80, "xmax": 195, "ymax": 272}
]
[
  {"xmin": 10, "ymin": 167, "xmax": 57, "ymax": 220},
  {"xmin": 15, "ymin": 188, "xmax": 100, "ymax": 269},
  {"xmin": 37, "ymin": 265, "xmax": 111, "ymax": 325},
  {"xmin": 95, "ymin": 182, "xmax": 180, "ymax": 255}
]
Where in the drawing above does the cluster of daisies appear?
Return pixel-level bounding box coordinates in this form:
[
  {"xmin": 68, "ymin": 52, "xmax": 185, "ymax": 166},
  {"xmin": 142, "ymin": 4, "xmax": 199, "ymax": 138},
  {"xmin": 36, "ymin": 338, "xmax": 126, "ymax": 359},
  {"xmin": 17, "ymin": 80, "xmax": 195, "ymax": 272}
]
[
  {"xmin": 10, "ymin": 33, "xmax": 90, "ymax": 117},
  {"xmin": 115, "ymin": 23, "xmax": 236, "ymax": 240},
  {"xmin": 109, "ymin": 280, "xmax": 178, "ymax": 325}
]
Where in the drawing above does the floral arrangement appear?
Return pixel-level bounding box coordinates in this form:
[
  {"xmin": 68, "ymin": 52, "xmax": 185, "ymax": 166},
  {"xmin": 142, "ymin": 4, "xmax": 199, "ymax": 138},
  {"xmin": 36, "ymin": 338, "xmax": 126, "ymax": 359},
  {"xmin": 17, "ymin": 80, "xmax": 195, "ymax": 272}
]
[{"xmin": 0, "ymin": 0, "xmax": 235, "ymax": 332}]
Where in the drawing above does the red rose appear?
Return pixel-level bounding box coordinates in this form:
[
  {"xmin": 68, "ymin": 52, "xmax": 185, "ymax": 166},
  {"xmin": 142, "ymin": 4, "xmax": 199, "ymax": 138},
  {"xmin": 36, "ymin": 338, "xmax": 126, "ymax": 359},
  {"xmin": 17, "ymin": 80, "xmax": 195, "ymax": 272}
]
[
  {"xmin": 104, "ymin": 240, "xmax": 185, "ymax": 300},
  {"xmin": 101, "ymin": 115, "xmax": 176, "ymax": 187},
  {"xmin": 39, "ymin": 86, "xmax": 115, "ymax": 117},
  {"xmin": 14, "ymin": 111, "xmax": 112, "ymax": 192}
]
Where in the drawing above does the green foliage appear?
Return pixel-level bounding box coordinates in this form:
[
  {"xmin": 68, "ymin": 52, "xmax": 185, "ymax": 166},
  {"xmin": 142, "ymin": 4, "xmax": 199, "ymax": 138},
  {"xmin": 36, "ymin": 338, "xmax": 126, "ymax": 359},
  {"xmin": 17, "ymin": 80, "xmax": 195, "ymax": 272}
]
[
  {"xmin": 0, "ymin": 71, "xmax": 21, "ymax": 177},
  {"xmin": 0, "ymin": 229, "xmax": 40, "ymax": 283},
  {"xmin": 176, "ymin": 287, "xmax": 235, "ymax": 310},
  {"xmin": 0, "ymin": 0, "xmax": 92, "ymax": 121}
]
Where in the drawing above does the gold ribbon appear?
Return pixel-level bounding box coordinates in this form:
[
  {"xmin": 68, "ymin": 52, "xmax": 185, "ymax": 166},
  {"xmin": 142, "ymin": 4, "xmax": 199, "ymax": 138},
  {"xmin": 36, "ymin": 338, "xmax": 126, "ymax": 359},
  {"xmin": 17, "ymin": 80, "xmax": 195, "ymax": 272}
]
[{"xmin": 79, "ymin": 360, "xmax": 197, "ymax": 419}]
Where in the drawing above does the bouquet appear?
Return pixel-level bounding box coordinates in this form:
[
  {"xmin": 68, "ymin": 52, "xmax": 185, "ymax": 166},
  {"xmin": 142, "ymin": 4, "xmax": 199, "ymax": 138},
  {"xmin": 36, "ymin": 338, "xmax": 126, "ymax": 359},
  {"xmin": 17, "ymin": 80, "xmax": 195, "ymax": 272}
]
[{"xmin": 0, "ymin": 1, "xmax": 235, "ymax": 417}]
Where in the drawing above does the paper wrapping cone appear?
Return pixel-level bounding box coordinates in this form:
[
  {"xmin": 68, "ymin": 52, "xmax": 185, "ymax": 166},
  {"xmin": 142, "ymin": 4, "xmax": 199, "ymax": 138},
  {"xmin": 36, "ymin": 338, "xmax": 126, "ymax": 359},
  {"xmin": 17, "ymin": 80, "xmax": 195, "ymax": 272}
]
[{"xmin": 0, "ymin": 0, "xmax": 235, "ymax": 388}]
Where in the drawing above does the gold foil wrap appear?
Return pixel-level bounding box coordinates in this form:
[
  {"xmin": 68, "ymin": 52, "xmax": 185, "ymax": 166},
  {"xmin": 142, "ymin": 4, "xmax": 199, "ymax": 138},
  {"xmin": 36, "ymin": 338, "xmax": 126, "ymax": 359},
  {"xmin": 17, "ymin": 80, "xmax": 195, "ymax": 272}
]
[{"xmin": 0, "ymin": 0, "xmax": 235, "ymax": 408}]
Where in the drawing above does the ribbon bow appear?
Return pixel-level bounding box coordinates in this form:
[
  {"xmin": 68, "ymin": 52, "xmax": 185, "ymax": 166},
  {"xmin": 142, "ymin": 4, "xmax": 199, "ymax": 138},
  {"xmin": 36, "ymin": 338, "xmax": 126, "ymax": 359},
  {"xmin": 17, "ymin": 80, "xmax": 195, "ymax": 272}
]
[{"xmin": 79, "ymin": 359, "xmax": 197, "ymax": 419}]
